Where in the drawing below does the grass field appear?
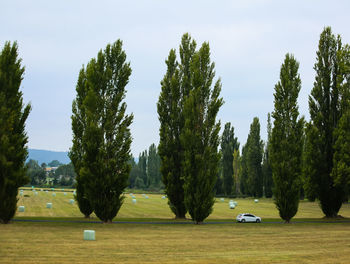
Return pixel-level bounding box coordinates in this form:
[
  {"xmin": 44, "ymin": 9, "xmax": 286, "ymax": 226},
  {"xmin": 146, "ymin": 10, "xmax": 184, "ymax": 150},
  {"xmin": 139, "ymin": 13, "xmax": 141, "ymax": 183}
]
[
  {"xmin": 1, "ymin": 221, "xmax": 350, "ymax": 263},
  {"xmin": 1, "ymin": 189, "xmax": 349, "ymax": 263},
  {"xmin": 15, "ymin": 188, "xmax": 350, "ymax": 220}
]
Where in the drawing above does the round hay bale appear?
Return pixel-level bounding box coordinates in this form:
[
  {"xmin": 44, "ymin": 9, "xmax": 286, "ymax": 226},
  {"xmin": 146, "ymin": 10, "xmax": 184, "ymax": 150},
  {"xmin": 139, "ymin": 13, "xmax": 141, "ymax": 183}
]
[
  {"xmin": 229, "ymin": 204, "xmax": 235, "ymax": 209},
  {"xmin": 64, "ymin": 192, "xmax": 67, "ymax": 196},
  {"xmin": 18, "ymin": 206, "xmax": 25, "ymax": 212},
  {"xmin": 69, "ymin": 199, "xmax": 74, "ymax": 204},
  {"xmin": 46, "ymin": 203, "xmax": 52, "ymax": 209},
  {"xmin": 52, "ymin": 193, "xmax": 56, "ymax": 197},
  {"xmin": 132, "ymin": 199, "xmax": 137, "ymax": 204},
  {"xmin": 220, "ymin": 198, "xmax": 225, "ymax": 202},
  {"xmin": 254, "ymin": 199, "xmax": 259, "ymax": 203}
]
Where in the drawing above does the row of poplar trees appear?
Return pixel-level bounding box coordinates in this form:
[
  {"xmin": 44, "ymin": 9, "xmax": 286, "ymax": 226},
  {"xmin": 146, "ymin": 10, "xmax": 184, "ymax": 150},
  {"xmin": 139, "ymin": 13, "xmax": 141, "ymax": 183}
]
[
  {"xmin": 157, "ymin": 34, "xmax": 223, "ymax": 224},
  {"xmin": 1, "ymin": 27, "xmax": 349, "ymax": 224},
  {"xmin": 271, "ymin": 27, "xmax": 350, "ymax": 222}
]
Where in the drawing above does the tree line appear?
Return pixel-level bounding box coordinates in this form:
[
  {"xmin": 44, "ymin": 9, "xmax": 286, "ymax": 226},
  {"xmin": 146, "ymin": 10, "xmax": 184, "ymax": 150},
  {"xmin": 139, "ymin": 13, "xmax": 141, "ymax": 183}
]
[
  {"xmin": 25, "ymin": 159, "xmax": 76, "ymax": 187},
  {"xmin": 128, "ymin": 143, "xmax": 162, "ymax": 190},
  {"xmin": 1, "ymin": 26, "xmax": 350, "ymax": 224}
]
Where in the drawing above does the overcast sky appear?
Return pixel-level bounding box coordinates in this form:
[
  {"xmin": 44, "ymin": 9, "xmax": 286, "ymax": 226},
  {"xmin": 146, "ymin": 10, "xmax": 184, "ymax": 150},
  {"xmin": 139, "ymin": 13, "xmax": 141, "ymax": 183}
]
[{"xmin": 2, "ymin": 0, "xmax": 350, "ymax": 156}]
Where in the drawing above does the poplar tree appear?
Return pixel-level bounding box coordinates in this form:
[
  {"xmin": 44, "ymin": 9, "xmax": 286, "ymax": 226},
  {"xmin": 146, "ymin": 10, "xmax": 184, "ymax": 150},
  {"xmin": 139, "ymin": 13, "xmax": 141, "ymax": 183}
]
[
  {"xmin": 71, "ymin": 40, "xmax": 133, "ymax": 223},
  {"xmin": 181, "ymin": 42, "xmax": 223, "ymax": 224},
  {"xmin": 262, "ymin": 113, "xmax": 273, "ymax": 198},
  {"xmin": 157, "ymin": 34, "xmax": 196, "ymax": 218},
  {"xmin": 270, "ymin": 54, "xmax": 304, "ymax": 223},
  {"xmin": 246, "ymin": 117, "xmax": 263, "ymax": 197},
  {"xmin": 233, "ymin": 149, "xmax": 241, "ymax": 195},
  {"xmin": 147, "ymin": 143, "xmax": 161, "ymax": 188},
  {"xmin": 221, "ymin": 122, "xmax": 239, "ymax": 195},
  {"xmin": 304, "ymin": 27, "xmax": 346, "ymax": 217},
  {"xmin": 0, "ymin": 42, "xmax": 31, "ymax": 224}
]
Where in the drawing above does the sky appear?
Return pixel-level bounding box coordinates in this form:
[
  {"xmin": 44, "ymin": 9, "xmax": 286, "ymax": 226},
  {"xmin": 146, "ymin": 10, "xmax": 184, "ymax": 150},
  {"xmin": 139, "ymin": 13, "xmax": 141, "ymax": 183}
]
[{"xmin": 1, "ymin": 0, "xmax": 350, "ymax": 157}]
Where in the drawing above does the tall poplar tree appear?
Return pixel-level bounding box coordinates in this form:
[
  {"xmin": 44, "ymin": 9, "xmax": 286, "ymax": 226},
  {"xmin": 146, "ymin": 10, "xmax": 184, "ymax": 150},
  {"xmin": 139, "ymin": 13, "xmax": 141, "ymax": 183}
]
[
  {"xmin": 181, "ymin": 42, "xmax": 223, "ymax": 224},
  {"xmin": 147, "ymin": 143, "xmax": 161, "ymax": 188},
  {"xmin": 221, "ymin": 122, "xmax": 239, "ymax": 195},
  {"xmin": 233, "ymin": 149, "xmax": 241, "ymax": 195},
  {"xmin": 270, "ymin": 54, "xmax": 304, "ymax": 223},
  {"xmin": 246, "ymin": 117, "xmax": 263, "ymax": 197},
  {"xmin": 157, "ymin": 34, "xmax": 196, "ymax": 218},
  {"xmin": 304, "ymin": 27, "xmax": 346, "ymax": 217},
  {"xmin": 0, "ymin": 41, "xmax": 31, "ymax": 224},
  {"xmin": 71, "ymin": 40, "xmax": 133, "ymax": 223},
  {"xmin": 262, "ymin": 113, "xmax": 273, "ymax": 198}
]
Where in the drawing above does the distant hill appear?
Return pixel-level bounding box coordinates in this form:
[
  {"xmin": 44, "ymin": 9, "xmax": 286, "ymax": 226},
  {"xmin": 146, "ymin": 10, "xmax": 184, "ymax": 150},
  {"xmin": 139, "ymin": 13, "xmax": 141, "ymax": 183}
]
[{"xmin": 27, "ymin": 149, "xmax": 70, "ymax": 165}]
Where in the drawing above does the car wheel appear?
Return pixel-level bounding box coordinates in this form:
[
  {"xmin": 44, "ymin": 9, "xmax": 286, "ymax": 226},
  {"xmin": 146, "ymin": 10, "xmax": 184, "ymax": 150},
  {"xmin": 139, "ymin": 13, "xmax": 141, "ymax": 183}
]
[
  {"xmin": 241, "ymin": 219, "xmax": 245, "ymax": 223},
  {"xmin": 256, "ymin": 219, "xmax": 261, "ymax": 223}
]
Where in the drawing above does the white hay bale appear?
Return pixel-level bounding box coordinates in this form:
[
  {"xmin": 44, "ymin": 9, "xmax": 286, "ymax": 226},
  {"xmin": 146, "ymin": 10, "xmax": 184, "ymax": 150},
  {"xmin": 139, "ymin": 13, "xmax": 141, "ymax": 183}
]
[
  {"xmin": 161, "ymin": 196, "xmax": 166, "ymax": 199},
  {"xmin": 18, "ymin": 206, "xmax": 25, "ymax": 212},
  {"xmin": 34, "ymin": 192, "xmax": 38, "ymax": 196},
  {"xmin": 45, "ymin": 190, "xmax": 48, "ymax": 193},
  {"xmin": 145, "ymin": 195, "xmax": 149, "ymax": 199},
  {"xmin": 220, "ymin": 198, "xmax": 225, "ymax": 202},
  {"xmin": 46, "ymin": 203, "xmax": 52, "ymax": 208},
  {"xmin": 229, "ymin": 204, "xmax": 236, "ymax": 209},
  {"xmin": 40, "ymin": 189, "xmax": 43, "ymax": 191},
  {"xmin": 52, "ymin": 193, "xmax": 56, "ymax": 197},
  {"xmin": 69, "ymin": 199, "xmax": 74, "ymax": 204},
  {"xmin": 254, "ymin": 199, "xmax": 259, "ymax": 203},
  {"xmin": 132, "ymin": 199, "xmax": 137, "ymax": 204},
  {"xmin": 84, "ymin": 230, "xmax": 95, "ymax": 241},
  {"xmin": 64, "ymin": 192, "xmax": 67, "ymax": 196}
]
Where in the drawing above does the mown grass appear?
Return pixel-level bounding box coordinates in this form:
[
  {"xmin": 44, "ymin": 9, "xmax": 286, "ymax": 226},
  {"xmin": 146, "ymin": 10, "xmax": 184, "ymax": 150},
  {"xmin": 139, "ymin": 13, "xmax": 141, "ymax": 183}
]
[
  {"xmin": 2, "ymin": 190, "xmax": 349, "ymax": 263},
  {"xmin": 15, "ymin": 190, "xmax": 350, "ymax": 221},
  {"xmin": 1, "ymin": 221, "xmax": 350, "ymax": 263}
]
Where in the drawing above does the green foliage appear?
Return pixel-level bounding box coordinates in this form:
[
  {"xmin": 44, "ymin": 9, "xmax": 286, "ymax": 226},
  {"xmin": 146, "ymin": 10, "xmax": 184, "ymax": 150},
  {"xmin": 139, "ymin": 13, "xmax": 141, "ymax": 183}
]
[
  {"xmin": 270, "ymin": 54, "xmax": 304, "ymax": 223},
  {"xmin": 71, "ymin": 40, "xmax": 133, "ymax": 222},
  {"xmin": 0, "ymin": 41, "xmax": 31, "ymax": 224},
  {"xmin": 331, "ymin": 44, "xmax": 350, "ymax": 196},
  {"xmin": 245, "ymin": 117, "xmax": 264, "ymax": 197},
  {"xmin": 262, "ymin": 113, "xmax": 273, "ymax": 198},
  {"xmin": 232, "ymin": 149, "xmax": 241, "ymax": 195},
  {"xmin": 70, "ymin": 64, "xmax": 93, "ymax": 218},
  {"xmin": 240, "ymin": 144, "xmax": 249, "ymax": 195},
  {"xmin": 221, "ymin": 123, "xmax": 239, "ymax": 195},
  {"xmin": 304, "ymin": 27, "xmax": 347, "ymax": 217},
  {"xmin": 25, "ymin": 159, "xmax": 46, "ymax": 186},
  {"xmin": 181, "ymin": 40, "xmax": 223, "ymax": 224},
  {"xmin": 138, "ymin": 151, "xmax": 148, "ymax": 187},
  {"xmin": 147, "ymin": 143, "xmax": 162, "ymax": 189},
  {"xmin": 48, "ymin": 160, "xmax": 62, "ymax": 167},
  {"xmin": 157, "ymin": 34, "xmax": 196, "ymax": 218},
  {"xmin": 54, "ymin": 163, "xmax": 76, "ymax": 186}
]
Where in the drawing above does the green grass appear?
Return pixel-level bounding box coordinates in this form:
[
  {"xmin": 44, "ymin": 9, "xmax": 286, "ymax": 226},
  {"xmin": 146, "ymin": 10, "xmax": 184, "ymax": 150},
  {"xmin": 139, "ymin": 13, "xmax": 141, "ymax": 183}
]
[
  {"xmin": 1, "ymin": 221, "xmax": 350, "ymax": 263},
  {"xmin": 15, "ymin": 190, "xmax": 350, "ymax": 221},
  {"xmin": 4, "ymin": 190, "xmax": 349, "ymax": 263}
]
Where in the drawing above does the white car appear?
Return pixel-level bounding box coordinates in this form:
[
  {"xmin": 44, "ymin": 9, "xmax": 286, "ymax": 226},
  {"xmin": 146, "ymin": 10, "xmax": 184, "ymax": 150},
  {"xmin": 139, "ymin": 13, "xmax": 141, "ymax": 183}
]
[{"xmin": 236, "ymin": 213, "xmax": 261, "ymax": 223}]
